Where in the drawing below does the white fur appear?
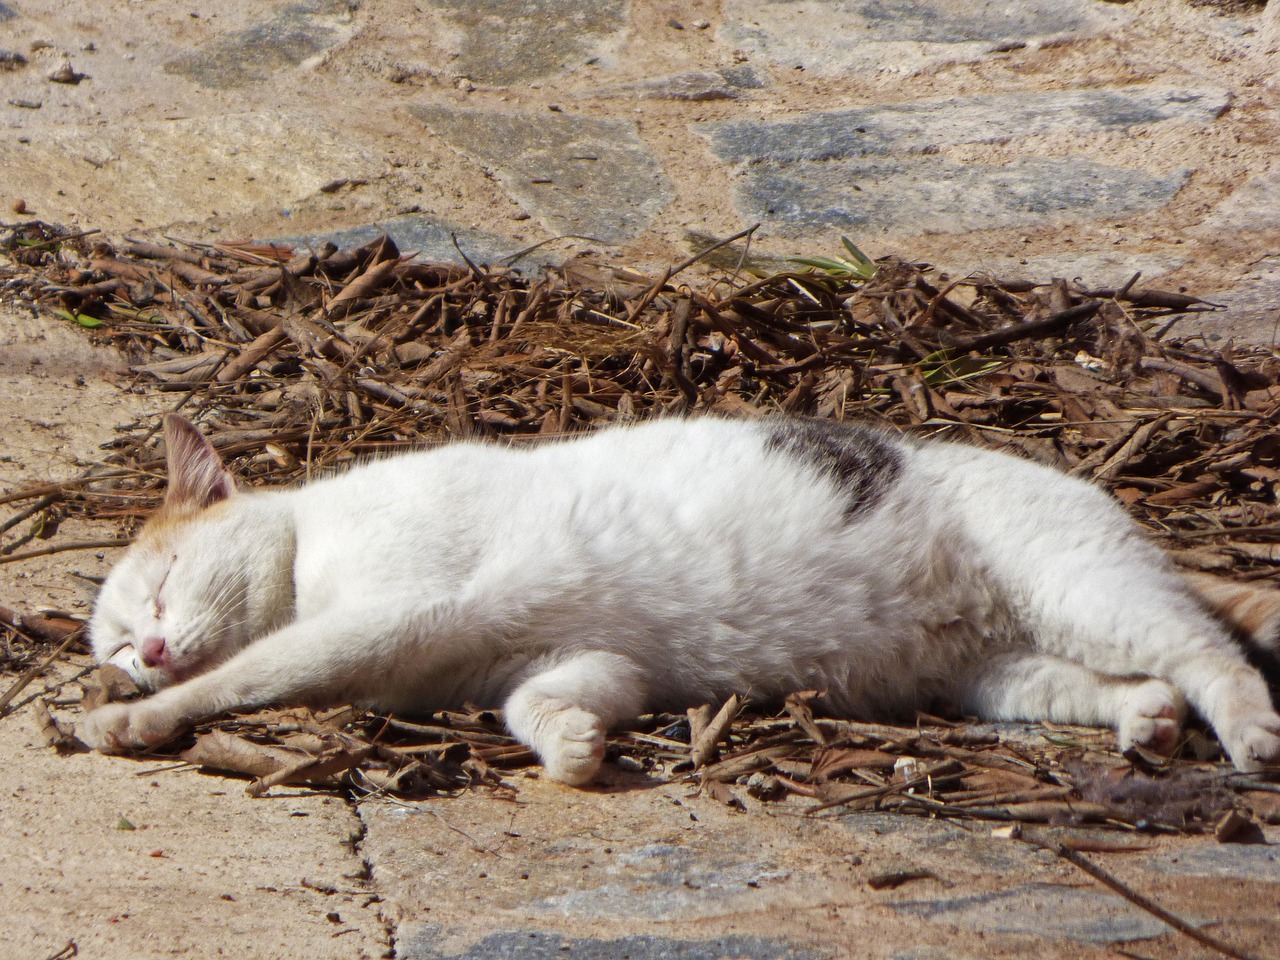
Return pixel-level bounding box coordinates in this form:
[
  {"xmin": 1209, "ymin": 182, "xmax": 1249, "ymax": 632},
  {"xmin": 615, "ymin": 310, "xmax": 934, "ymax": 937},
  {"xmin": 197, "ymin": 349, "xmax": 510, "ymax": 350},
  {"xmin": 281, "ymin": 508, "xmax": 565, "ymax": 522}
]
[{"xmin": 81, "ymin": 415, "xmax": 1280, "ymax": 781}]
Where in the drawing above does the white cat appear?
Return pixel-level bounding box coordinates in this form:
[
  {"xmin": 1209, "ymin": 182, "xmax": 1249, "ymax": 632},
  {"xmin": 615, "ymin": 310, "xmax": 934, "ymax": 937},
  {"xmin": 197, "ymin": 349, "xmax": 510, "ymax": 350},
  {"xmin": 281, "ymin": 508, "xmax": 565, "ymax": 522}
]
[{"xmin": 80, "ymin": 414, "xmax": 1280, "ymax": 783}]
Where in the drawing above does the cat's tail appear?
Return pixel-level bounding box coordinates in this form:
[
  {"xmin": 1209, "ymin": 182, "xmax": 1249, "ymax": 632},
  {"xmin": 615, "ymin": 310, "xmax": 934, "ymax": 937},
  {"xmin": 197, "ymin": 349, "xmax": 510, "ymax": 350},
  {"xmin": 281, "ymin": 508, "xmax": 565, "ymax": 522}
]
[{"xmin": 1182, "ymin": 570, "xmax": 1280, "ymax": 655}]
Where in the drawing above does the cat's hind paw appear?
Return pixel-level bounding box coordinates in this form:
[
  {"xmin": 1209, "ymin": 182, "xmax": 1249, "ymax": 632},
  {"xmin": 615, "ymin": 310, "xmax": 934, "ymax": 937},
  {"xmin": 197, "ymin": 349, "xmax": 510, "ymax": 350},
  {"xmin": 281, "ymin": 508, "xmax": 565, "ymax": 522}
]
[
  {"xmin": 1117, "ymin": 680, "xmax": 1186, "ymax": 755},
  {"xmin": 79, "ymin": 700, "xmax": 183, "ymax": 753},
  {"xmin": 538, "ymin": 706, "xmax": 607, "ymax": 786}
]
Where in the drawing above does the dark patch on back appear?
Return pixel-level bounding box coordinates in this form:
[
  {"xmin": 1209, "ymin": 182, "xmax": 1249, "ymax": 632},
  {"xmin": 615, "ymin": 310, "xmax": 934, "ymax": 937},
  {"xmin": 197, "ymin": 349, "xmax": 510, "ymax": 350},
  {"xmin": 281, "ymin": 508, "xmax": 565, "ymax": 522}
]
[{"xmin": 764, "ymin": 417, "xmax": 903, "ymax": 518}]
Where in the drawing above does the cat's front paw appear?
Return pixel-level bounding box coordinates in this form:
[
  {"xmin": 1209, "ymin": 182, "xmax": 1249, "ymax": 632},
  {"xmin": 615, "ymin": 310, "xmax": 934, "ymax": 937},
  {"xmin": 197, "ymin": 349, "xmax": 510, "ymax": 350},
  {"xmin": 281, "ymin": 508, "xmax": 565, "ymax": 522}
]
[
  {"xmin": 539, "ymin": 707, "xmax": 606, "ymax": 786},
  {"xmin": 1221, "ymin": 716, "xmax": 1280, "ymax": 773},
  {"xmin": 1117, "ymin": 680, "xmax": 1186, "ymax": 755},
  {"xmin": 79, "ymin": 700, "xmax": 183, "ymax": 752}
]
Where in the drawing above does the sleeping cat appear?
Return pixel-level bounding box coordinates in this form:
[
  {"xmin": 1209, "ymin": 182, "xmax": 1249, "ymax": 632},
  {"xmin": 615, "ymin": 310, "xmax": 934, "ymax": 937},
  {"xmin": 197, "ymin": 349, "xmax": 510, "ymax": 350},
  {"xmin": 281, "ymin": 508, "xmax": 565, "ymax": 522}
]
[{"xmin": 80, "ymin": 413, "xmax": 1280, "ymax": 783}]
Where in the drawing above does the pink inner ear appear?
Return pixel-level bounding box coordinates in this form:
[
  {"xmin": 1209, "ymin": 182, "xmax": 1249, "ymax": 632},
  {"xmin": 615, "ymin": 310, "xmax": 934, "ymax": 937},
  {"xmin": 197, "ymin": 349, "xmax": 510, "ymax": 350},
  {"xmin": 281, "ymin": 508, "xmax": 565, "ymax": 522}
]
[{"xmin": 163, "ymin": 415, "xmax": 235, "ymax": 509}]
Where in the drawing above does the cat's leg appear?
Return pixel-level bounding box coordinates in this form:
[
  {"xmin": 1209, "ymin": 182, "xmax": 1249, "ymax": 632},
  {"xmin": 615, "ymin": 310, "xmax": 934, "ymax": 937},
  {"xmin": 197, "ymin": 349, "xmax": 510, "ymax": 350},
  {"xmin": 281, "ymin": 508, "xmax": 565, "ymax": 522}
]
[
  {"xmin": 1012, "ymin": 559, "xmax": 1280, "ymax": 770},
  {"xmin": 954, "ymin": 652, "xmax": 1188, "ymax": 754},
  {"xmin": 80, "ymin": 612, "xmax": 441, "ymax": 751},
  {"xmin": 967, "ymin": 522, "xmax": 1280, "ymax": 773},
  {"xmin": 502, "ymin": 651, "xmax": 648, "ymax": 786},
  {"xmin": 1182, "ymin": 570, "xmax": 1280, "ymax": 654},
  {"xmin": 1165, "ymin": 648, "xmax": 1280, "ymax": 771}
]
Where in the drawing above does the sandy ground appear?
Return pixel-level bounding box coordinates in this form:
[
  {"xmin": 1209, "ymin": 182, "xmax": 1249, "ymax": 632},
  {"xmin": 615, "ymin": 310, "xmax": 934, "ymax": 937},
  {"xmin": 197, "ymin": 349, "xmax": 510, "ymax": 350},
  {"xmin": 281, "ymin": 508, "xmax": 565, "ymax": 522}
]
[{"xmin": 0, "ymin": 308, "xmax": 391, "ymax": 959}]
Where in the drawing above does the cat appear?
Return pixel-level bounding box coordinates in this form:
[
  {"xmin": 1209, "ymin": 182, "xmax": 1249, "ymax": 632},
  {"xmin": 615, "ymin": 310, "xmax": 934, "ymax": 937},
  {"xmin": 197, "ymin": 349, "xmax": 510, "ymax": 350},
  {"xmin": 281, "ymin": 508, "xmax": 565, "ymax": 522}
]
[{"xmin": 79, "ymin": 413, "xmax": 1280, "ymax": 784}]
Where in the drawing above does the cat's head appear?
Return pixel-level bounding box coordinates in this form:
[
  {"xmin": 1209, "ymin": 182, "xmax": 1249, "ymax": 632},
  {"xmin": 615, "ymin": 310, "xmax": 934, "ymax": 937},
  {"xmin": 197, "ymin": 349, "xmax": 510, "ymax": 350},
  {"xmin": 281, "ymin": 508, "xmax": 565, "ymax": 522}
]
[{"xmin": 90, "ymin": 415, "xmax": 250, "ymax": 691}]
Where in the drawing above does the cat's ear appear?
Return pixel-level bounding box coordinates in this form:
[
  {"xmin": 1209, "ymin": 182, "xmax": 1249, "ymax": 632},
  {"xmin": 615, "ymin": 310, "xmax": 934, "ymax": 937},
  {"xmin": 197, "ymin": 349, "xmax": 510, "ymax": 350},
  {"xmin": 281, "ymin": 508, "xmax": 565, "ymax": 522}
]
[{"xmin": 162, "ymin": 414, "xmax": 236, "ymax": 509}]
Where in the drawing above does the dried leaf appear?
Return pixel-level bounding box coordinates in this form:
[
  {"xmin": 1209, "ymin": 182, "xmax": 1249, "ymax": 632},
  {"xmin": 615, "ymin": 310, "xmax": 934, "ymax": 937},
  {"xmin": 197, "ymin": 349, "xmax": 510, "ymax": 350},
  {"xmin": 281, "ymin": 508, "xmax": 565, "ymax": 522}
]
[
  {"xmin": 82, "ymin": 663, "xmax": 140, "ymax": 712},
  {"xmin": 182, "ymin": 730, "xmax": 310, "ymax": 779},
  {"xmin": 34, "ymin": 699, "xmax": 82, "ymax": 751}
]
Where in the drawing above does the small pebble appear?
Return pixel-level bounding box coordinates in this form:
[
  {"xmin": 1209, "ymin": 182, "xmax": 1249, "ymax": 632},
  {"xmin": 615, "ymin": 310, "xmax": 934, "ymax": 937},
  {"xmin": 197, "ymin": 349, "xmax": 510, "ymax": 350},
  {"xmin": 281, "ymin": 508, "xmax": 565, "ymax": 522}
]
[
  {"xmin": 49, "ymin": 61, "xmax": 85, "ymax": 84},
  {"xmin": 12, "ymin": 198, "xmax": 27, "ymax": 214}
]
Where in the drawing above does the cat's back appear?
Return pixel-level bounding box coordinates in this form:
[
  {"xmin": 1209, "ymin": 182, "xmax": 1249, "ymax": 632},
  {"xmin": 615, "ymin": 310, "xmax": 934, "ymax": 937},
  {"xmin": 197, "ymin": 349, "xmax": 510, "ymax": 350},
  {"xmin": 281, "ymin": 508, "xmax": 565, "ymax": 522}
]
[
  {"xmin": 296, "ymin": 414, "xmax": 904, "ymax": 509},
  {"xmin": 285, "ymin": 416, "xmax": 913, "ymax": 592}
]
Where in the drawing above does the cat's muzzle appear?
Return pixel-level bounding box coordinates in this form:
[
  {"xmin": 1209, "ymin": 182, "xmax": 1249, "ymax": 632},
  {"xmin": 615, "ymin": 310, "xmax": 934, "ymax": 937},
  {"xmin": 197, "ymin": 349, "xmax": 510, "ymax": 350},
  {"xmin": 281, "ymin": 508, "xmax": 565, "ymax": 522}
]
[{"xmin": 104, "ymin": 643, "xmax": 164, "ymax": 692}]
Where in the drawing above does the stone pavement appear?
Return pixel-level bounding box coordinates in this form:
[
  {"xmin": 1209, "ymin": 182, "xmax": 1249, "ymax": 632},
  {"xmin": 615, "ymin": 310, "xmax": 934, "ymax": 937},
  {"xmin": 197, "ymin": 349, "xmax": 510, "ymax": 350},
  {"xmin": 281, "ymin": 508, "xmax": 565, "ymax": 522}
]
[
  {"xmin": 3, "ymin": 0, "xmax": 1280, "ymax": 335},
  {"xmin": 3, "ymin": 0, "xmax": 1280, "ymax": 957},
  {"xmin": 363, "ymin": 767, "xmax": 1280, "ymax": 960}
]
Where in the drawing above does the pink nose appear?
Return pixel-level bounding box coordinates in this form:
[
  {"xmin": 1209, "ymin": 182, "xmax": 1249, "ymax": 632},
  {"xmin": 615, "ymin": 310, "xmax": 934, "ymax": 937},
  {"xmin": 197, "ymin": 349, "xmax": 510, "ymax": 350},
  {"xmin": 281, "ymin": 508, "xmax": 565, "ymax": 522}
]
[{"xmin": 140, "ymin": 636, "xmax": 168, "ymax": 668}]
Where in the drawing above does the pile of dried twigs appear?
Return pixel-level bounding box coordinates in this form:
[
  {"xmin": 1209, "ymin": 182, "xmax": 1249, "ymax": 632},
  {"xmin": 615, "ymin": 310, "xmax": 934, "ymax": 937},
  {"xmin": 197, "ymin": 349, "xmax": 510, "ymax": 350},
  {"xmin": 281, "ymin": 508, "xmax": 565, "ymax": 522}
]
[{"xmin": 3, "ymin": 219, "xmax": 1280, "ymax": 832}]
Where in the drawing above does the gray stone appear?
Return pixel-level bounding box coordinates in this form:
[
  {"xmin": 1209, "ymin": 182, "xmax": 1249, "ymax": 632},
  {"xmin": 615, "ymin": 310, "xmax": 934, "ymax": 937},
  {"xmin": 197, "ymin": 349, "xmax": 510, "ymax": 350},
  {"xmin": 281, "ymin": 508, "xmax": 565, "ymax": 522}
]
[
  {"xmin": 699, "ymin": 87, "xmax": 1229, "ymax": 164},
  {"xmin": 1196, "ymin": 166, "xmax": 1280, "ymax": 234},
  {"xmin": 596, "ymin": 66, "xmax": 770, "ymax": 101},
  {"xmin": 1183, "ymin": 257, "xmax": 1280, "ymax": 346},
  {"xmin": 0, "ymin": 3, "xmax": 16, "ymax": 22},
  {"xmin": 734, "ymin": 156, "xmax": 1187, "ymax": 238},
  {"xmin": 530, "ymin": 841, "xmax": 790, "ymax": 921},
  {"xmin": 719, "ymin": 65, "xmax": 770, "ymax": 89},
  {"xmin": 424, "ymin": 0, "xmax": 628, "ymax": 86},
  {"xmin": 397, "ymin": 928, "xmax": 824, "ymax": 960},
  {"xmin": 411, "ymin": 106, "xmax": 673, "ymax": 244},
  {"xmin": 700, "ymin": 83, "xmax": 1216, "ymax": 241},
  {"xmin": 165, "ymin": 1, "xmax": 356, "ymax": 88},
  {"xmin": 720, "ymin": 0, "xmax": 1132, "ymax": 74},
  {"xmin": 642, "ymin": 71, "xmax": 742, "ymax": 101},
  {"xmin": 957, "ymin": 252, "xmax": 1189, "ymax": 287},
  {"xmin": 1139, "ymin": 837, "xmax": 1280, "ymax": 883},
  {"xmin": 892, "ymin": 882, "xmax": 1187, "ymax": 943},
  {"xmin": 836, "ymin": 811, "xmax": 1039, "ymax": 874},
  {"xmin": 276, "ymin": 214, "xmax": 549, "ymax": 270}
]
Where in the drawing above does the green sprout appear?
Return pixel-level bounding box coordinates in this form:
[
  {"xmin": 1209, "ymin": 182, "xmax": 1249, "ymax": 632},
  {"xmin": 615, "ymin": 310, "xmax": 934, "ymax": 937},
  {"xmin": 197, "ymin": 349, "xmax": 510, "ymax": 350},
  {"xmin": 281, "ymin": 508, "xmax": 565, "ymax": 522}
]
[
  {"xmin": 789, "ymin": 236, "xmax": 879, "ymax": 284},
  {"xmin": 52, "ymin": 306, "xmax": 104, "ymax": 329},
  {"xmin": 919, "ymin": 349, "xmax": 1005, "ymax": 387}
]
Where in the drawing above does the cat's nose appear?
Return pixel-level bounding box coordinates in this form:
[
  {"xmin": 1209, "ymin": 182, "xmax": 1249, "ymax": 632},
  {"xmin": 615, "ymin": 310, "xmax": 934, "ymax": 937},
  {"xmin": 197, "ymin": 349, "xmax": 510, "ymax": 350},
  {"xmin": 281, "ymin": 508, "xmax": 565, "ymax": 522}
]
[{"xmin": 140, "ymin": 635, "xmax": 168, "ymax": 668}]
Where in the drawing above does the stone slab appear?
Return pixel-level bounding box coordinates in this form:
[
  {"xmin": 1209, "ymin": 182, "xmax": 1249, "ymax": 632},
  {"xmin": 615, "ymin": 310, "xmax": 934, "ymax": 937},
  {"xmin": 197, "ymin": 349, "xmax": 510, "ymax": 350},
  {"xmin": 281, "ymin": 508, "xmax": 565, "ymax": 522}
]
[
  {"xmin": 835, "ymin": 811, "xmax": 1046, "ymax": 875},
  {"xmin": 528, "ymin": 840, "xmax": 793, "ymax": 921},
  {"xmin": 165, "ymin": 1, "xmax": 357, "ymax": 89},
  {"xmin": 279, "ymin": 214, "xmax": 551, "ymax": 270},
  {"xmin": 1192, "ymin": 256, "xmax": 1280, "ymax": 346},
  {"xmin": 423, "ymin": 0, "xmax": 629, "ymax": 86},
  {"xmin": 593, "ymin": 67, "xmax": 770, "ymax": 102},
  {"xmin": 359, "ymin": 773, "xmax": 1156, "ymax": 960},
  {"xmin": 964, "ymin": 252, "xmax": 1189, "ymax": 287},
  {"xmin": 891, "ymin": 882, "xmax": 1183, "ymax": 943},
  {"xmin": 1196, "ymin": 165, "xmax": 1280, "ymax": 234},
  {"xmin": 699, "ymin": 86, "xmax": 1224, "ymax": 240},
  {"xmin": 734, "ymin": 156, "xmax": 1188, "ymax": 238},
  {"xmin": 398, "ymin": 928, "xmax": 824, "ymax": 960},
  {"xmin": 720, "ymin": 0, "xmax": 1134, "ymax": 74},
  {"xmin": 700, "ymin": 87, "xmax": 1230, "ymax": 164},
  {"xmin": 1138, "ymin": 838, "xmax": 1280, "ymax": 883},
  {"xmin": 412, "ymin": 106, "xmax": 673, "ymax": 244}
]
